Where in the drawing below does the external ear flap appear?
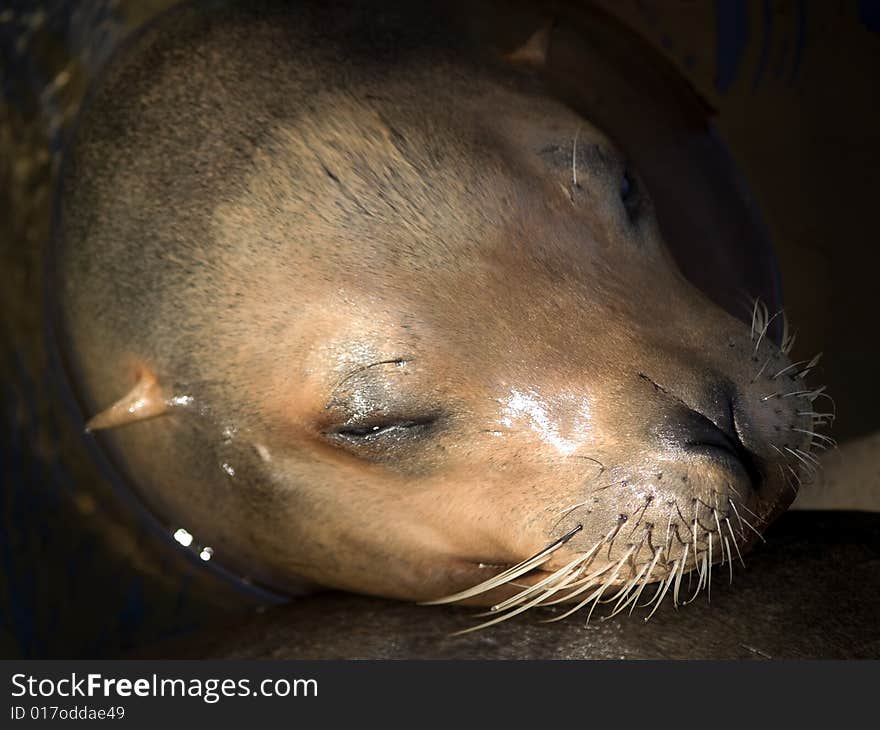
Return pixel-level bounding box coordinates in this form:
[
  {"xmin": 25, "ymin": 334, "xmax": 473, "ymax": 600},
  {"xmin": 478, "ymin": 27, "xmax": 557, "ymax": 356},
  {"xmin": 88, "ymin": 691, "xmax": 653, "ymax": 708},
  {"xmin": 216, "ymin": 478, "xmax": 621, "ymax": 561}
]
[
  {"xmin": 502, "ymin": 21, "xmax": 553, "ymax": 68},
  {"xmin": 85, "ymin": 369, "xmax": 175, "ymax": 432}
]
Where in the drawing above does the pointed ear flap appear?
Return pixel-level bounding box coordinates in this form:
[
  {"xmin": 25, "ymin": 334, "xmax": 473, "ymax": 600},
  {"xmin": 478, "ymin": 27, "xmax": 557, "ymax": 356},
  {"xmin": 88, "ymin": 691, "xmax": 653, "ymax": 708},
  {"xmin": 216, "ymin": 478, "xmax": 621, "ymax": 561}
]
[
  {"xmin": 85, "ymin": 368, "xmax": 184, "ymax": 432},
  {"xmin": 502, "ymin": 21, "xmax": 553, "ymax": 69}
]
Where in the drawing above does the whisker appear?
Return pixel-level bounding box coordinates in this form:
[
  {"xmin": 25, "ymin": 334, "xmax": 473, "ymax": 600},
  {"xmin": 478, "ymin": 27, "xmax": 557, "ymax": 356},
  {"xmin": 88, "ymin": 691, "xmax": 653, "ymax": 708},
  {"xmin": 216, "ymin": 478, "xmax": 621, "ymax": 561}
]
[
  {"xmin": 778, "ymin": 463, "xmax": 799, "ymax": 496},
  {"xmin": 779, "ymin": 389, "xmax": 817, "ymax": 399},
  {"xmin": 784, "ymin": 446, "xmax": 820, "ymax": 477},
  {"xmin": 781, "ymin": 309, "xmax": 790, "ymax": 347},
  {"xmin": 754, "ymin": 309, "xmax": 782, "ymax": 354},
  {"xmin": 558, "ymin": 500, "xmax": 588, "ymax": 520},
  {"xmin": 601, "ymin": 543, "xmax": 647, "ymax": 605},
  {"xmin": 738, "ymin": 515, "xmax": 766, "ymax": 543},
  {"xmin": 733, "ymin": 499, "xmax": 762, "ymax": 522},
  {"xmin": 790, "ymin": 428, "xmax": 836, "ymax": 447},
  {"xmin": 712, "ymin": 510, "xmax": 724, "ymax": 566},
  {"xmin": 723, "ymin": 535, "xmax": 733, "ymax": 583},
  {"xmin": 672, "ymin": 545, "xmax": 688, "ymax": 607},
  {"xmin": 794, "ymin": 447, "xmax": 822, "ymax": 467},
  {"xmin": 420, "ymin": 523, "xmax": 582, "ymax": 605},
  {"xmin": 483, "ymin": 552, "xmax": 591, "ymax": 615},
  {"xmin": 725, "ymin": 518, "xmax": 745, "ymax": 567},
  {"xmin": 645, "ymin": 560, "xmax": 679, "ymax": 620},
  {"xmin": 771, "ymin": 353, "xmax": 822, "ymax": 380},
  {"xmin": 728, "ymin": 498, "xmax": 747, "ymax": 538},
  {"xmin": 707, "ymin": 532, "xmax": 713, "ymax": 603},
  {"xmin": 751, "ymin": 355, "xmax": 773, "ymax": 383},
  {"xmin": 606, "ymin": 551, "xmax": 658, "ymax": 618},
  {"xmin": 784, "ymin": 463, "xmax": 804, "ymax": 488},
  {"xmin": 543, "ymin": 545, "xmax": 636, "ymax": 623},
  {"xmin": 450, "ymin": 561, "xmax": 588, "ymax": 635},
  {"xmin": 638, "ymin": 558, "xmax": 672, "ymax": 609},
  {"xmin": 537, "ymin": 554, "xmax": 618, "ymax": 607},
  {"xmin": 750, "ymin": 298, "xmax": 762, "ymax": 342},
  {"xmin": 624, "ymin": 551, "xmax": 663, "ymax": 616},
  {"xmin": 797, "ymin": 410, "xmax": 835, "ymax": 422},
  {"xmin": 796, "ymin": 352, "xmax": 823, "ymax": 380}
]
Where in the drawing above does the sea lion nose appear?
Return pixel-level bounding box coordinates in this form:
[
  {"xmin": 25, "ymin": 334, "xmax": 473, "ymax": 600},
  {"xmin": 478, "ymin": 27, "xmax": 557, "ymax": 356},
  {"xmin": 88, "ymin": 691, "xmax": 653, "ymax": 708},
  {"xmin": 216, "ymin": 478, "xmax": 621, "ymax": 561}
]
[
  {"xmin": 677, "ymin": 405, "xmax": 737, "ymax": 454},
  {"xmin": 671, "ymin": 390, "xmax": 763, "ymax": 490}
]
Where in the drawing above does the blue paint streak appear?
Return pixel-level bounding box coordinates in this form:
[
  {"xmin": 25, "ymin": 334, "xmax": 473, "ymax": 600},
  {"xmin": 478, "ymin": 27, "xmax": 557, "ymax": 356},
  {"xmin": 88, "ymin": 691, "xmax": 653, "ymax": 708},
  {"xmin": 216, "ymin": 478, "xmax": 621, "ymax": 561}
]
[{"xmin": 715, "ymin": 0, "xmax": 751, "ymax": 94}]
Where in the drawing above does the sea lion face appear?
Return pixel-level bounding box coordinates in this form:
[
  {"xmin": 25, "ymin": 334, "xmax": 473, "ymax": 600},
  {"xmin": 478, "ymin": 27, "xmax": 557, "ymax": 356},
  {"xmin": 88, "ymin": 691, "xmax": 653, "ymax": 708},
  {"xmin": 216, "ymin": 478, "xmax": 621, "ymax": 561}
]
[
  {"xmin": 200, "ymin": 160, "xmax": 808, "ymax": 605},
  {"xmin": 57, "ymin": 17, "xmax": 825, "ymax": 616}
]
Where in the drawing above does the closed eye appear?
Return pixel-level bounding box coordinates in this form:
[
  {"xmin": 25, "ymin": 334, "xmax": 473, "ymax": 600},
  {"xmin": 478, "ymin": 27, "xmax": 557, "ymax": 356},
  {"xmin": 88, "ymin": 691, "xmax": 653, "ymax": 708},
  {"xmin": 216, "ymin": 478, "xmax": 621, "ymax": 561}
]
[{"xmin": 331, "ymin": 416, "xmax": 438, "ymax": 443}]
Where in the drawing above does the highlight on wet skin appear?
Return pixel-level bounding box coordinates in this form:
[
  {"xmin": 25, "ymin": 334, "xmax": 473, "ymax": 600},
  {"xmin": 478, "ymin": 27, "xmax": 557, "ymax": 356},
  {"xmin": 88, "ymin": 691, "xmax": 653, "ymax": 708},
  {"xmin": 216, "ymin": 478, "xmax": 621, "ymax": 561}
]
[{"xmin": 423, "ymin": 299, "xmax": 834, "ymax": 635}]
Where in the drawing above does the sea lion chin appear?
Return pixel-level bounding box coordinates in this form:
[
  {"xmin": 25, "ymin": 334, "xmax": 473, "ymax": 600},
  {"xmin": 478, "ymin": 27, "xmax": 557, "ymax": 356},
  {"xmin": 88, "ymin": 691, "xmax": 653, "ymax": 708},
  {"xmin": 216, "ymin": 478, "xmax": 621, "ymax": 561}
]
[{"xmin": 53, "ymin": 0, "xmax": 831, "ymax": 628}]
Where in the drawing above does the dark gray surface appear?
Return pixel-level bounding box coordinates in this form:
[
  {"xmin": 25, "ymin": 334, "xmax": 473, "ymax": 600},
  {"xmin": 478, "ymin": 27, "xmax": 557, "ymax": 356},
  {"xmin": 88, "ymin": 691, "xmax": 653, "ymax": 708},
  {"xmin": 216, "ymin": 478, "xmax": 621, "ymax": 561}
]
[{"xmin": 150, "ymin": 511, "xmax": 880, "ymax": 659}]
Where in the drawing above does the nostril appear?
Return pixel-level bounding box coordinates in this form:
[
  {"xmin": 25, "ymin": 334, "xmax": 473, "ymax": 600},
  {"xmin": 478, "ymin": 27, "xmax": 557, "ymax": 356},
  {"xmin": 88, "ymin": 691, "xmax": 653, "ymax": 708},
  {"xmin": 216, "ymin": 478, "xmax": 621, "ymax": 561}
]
[
  {"xmin": 676, "ymin": 404, "xmax": 764, "ymax": 491},
  {"xmin": 683, "ymin": 409, "xmax": 737, "ymax": 454},
  {"xmin": 641, "ymin": 373, "xmax": 764, "ymax": 489}
]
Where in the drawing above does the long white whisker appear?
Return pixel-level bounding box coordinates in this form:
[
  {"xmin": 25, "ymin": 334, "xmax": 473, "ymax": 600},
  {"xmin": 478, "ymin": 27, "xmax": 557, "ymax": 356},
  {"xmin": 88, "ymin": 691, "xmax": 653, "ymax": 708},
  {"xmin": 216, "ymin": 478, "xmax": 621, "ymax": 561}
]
[
  {"xmin": 607, "ymin": 554, "xmax": 656, "ymax": 617},
  {"xmin": 645, "ymin": 560, "xmax": 679, "ymax": 620},
  {"xmin": 482, "ymin": 552, "xmax": 589, "ymax": 615},
  {"xmin": 750, "ymin": 298, "xmax": 761, "ymax": 341},
  {"xmin": 712, "ymin": 510, "xmax": 724, "ymax": 565},
  {"xmin": 707, "ymin": 532, "xmax": 713, "ymax": 604},
  {"xmin": 772, "ymin": 353, "xmax": 822, "ymax": 380},
  {"xmin": 685, "ymin": 549, "xmax": 707, "ymax": 604},
  {"xmin": 725, "ymin": 518, "xmax": 745, "ymax": 567},
  {"xmin": 672, "ymin": 543, "xmax": 689, "ymax": 607},
  {"xmin": 751, "ymin": 355, "xmax": 773, "ymax": 382},
  {"xmin": 790, "ymin": 428, "xmax": 836, "ymax": 447},
  {"xmin": 420, "ymin": 524, "xmax": 582, "ymax": 605},
  {"xmin": 543, "ymin": 545, "xmax": 636, "ymax": 623},
  {"xmin": 739, "ymin": 515, "xmax": 766, "ymax": 543},
  {"xmin": 784, "ymin": 446, "xmax": 820, "ymax": 476},
  {"xmin": 450, "ymin": 561, "xmax": 588, "ymax": 635},
  {"xmin": 624, "ymin": 551, "xmax": 663, "ymax": 616},
  {"xmin": 537, "ymin": 558, "xmax": 615, "ymax": 607},
  {"xmin": 723, "ymin": 535, "xmax": 733, "ymax": 584},
  {"xmin": 754, "ymin": 309, "xmax": 782, "ymax": 354},
  {"xmin": 728, "ymin": 499, "xmax": 747, "ymax": 538}
]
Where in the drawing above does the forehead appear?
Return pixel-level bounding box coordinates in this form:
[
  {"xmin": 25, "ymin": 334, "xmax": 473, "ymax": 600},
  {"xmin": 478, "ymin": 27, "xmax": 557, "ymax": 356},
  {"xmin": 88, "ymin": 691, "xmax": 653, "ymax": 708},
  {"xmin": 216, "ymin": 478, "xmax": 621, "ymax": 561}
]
[
  {"xmin": 202, "ymin": 67, "xmax": 659, "ymax": 409},
  {"xmin": 210, "ymin": 70, "xmax": 625, "ymax": 270}
]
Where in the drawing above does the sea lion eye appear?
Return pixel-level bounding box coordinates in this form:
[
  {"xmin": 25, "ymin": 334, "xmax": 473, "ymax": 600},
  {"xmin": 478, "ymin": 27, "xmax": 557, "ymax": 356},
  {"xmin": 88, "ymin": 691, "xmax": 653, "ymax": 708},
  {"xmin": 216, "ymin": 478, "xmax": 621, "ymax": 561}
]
[
  {"xmin": 620, "ymin": 167, "xmax": 642, "ymax": 223},
  {"xmin": 331, "ymin": 416, "xmax": 438, "ymax": 443}
]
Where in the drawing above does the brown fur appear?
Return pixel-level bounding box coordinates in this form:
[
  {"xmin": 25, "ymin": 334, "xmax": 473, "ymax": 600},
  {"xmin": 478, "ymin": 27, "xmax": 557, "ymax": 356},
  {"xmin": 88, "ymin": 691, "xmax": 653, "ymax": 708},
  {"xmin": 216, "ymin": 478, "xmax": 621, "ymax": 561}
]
[{"xmin": 56, "ymin": 0, "xmax": 818, "ymax": 611}]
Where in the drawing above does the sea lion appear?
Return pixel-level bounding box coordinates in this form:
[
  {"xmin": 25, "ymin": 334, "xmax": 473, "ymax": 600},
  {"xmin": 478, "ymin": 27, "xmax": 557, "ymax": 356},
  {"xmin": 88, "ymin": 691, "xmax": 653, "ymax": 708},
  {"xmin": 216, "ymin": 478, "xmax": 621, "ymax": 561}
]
[{"xmin": 52, "ymin": 0, "xmax": 830, "ymax": 629}]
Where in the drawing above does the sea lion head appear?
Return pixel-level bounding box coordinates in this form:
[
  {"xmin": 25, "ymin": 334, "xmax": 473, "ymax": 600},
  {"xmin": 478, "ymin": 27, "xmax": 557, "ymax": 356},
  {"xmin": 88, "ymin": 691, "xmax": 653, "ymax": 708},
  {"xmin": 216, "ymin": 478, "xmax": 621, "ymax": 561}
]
[{"xmin": 55, "ymin": 2, "xmax": 830, "ymax": 623}]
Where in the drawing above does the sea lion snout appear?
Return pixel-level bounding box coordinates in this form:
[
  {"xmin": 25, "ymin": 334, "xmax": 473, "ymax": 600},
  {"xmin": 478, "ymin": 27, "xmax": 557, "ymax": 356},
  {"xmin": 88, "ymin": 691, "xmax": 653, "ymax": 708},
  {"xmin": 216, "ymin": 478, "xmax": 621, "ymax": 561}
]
[{"xmin": 642, "ymin": 351, "xmax": 810, "ymax": 498}]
